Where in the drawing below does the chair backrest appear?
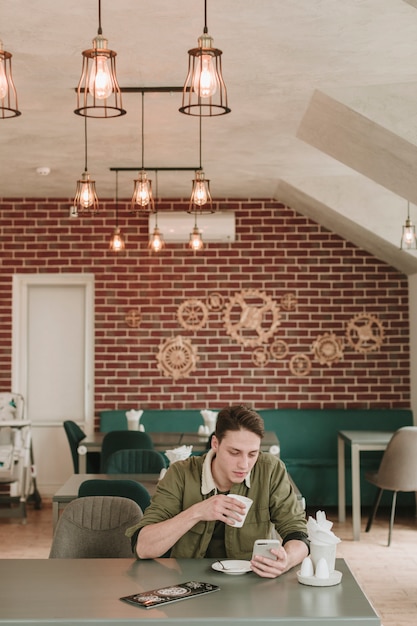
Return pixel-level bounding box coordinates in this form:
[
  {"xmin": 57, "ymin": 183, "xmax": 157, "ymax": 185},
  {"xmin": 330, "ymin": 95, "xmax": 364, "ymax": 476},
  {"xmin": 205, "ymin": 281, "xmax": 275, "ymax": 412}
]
[
  {"xmin": 105, "ymin": 448, "xmax": 166, "ymax": 474},
  {"xmin": 100, "ymin": 430, "xmax": 154, "ymax": 472},
  {"xmin": 375, "ymin": 426, "xmax": 417, "ymax": 492},
  {"xmin": 49, "ymin": 495, "xmax": 143, "ymax": 558},
  {"xmin": 78, "ymin": 478, "xmax": 151, "ymax": 512},
  {"xmin": 63, "ymin": 420, "xmax": 87, "ymax": 473}
]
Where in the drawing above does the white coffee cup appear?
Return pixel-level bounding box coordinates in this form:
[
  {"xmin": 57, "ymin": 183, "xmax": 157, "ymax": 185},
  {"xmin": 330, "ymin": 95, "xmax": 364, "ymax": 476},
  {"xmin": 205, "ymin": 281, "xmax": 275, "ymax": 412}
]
[{"xmin": 226, "ymin": 494, "xmax": 253, "ymax": 528}]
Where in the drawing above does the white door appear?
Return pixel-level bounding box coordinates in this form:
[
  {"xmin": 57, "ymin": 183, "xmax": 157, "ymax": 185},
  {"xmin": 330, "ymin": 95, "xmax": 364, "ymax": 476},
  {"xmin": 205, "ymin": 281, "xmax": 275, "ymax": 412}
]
[{"xmin": 12, "ymin": 274, "xmax": 95, "ymax": 496}]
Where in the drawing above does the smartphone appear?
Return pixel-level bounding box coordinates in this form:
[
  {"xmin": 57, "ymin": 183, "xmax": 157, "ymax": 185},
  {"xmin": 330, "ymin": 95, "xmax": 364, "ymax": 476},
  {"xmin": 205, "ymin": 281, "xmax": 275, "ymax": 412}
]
[{"xmin": 252, "ymin": 539, "xmax": 281, "ymax": 561}]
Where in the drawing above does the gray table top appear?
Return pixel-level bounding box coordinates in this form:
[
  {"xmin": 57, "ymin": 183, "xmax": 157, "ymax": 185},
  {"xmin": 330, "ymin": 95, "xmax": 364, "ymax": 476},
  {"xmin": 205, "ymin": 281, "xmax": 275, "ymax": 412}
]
[{"xmin": 0, "ymin": 558, "xmax": 380, "ymax": 625}]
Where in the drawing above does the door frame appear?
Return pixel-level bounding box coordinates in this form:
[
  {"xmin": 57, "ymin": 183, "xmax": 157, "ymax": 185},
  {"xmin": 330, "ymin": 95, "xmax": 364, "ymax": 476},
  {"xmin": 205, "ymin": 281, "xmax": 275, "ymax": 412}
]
[{"xmin": 11, "ymin": 273, "xmax": 95, "ymax": 433}]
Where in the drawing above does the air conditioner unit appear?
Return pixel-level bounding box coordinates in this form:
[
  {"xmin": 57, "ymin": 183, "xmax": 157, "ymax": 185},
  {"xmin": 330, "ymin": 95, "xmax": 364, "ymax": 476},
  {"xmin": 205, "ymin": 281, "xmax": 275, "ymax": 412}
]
[{"xmin": 148, "ymin": 211, "xmax": 235, "ymax": 243}]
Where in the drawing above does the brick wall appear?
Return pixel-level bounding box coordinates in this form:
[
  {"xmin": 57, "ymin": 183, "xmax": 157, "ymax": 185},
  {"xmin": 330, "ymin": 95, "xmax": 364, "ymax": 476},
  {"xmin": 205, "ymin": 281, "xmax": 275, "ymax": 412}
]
[{"xmin": 0, "ymin": 197, "xmax": 410, "ymax": 416}]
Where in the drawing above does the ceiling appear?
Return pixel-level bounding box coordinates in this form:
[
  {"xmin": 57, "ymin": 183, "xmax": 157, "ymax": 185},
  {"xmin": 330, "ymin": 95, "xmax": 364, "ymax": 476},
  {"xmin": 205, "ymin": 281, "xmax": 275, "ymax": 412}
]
[{"xmin": 2, "ymin": 0, "xmax": 417, "ymax": 274}]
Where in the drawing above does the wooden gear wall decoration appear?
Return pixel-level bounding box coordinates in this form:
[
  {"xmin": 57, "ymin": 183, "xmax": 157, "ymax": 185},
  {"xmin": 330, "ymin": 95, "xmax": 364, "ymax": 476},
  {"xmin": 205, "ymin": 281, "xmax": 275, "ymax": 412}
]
[{"xmin": 156, "ymin": 335, "xmax": 199, "ymax": 381}]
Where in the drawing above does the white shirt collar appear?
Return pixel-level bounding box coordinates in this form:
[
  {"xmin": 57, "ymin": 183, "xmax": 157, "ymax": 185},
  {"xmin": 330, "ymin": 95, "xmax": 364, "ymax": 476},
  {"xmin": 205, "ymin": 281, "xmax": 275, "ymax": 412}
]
[{"xmin": 201, "ymin": 448, "xmax": 252, "ymax": 495}]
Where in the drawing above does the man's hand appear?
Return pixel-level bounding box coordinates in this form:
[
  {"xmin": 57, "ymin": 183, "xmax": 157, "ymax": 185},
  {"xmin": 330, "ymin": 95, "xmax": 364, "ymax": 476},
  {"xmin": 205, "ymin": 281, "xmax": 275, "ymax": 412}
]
[
  {"xmin": 195, "ymin": 494, "xmax": 247, "ymax": 526},
  {"xmin": 250, "ymin": 540, "xmax": 309, "ymax": 578}
]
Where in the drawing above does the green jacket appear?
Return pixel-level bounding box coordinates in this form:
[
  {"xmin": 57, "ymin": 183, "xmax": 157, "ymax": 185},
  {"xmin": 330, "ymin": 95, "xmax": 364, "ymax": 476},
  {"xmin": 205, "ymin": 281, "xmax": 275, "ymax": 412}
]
[{"xmin": 127, "ymin": 451, "xmax": 307, "ymax": 560}]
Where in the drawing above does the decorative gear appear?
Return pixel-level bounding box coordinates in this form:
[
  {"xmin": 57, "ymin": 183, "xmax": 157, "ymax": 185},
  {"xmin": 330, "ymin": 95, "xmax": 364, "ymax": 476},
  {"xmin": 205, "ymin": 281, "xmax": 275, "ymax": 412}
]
[
  {"xmin": 177, "ymin": 299, "xmax": 209, "ymax": 331},
  {"xmin": 289, "ymin": 353, "xmax": 311, "ymax": 377},
  {"xmin": 270, "ymin": 339, "xmax": 289, "ymax": 360},
  {"xmin": 125, "ymin": 308, "xmax": 141, "ymax": 328},
  {"xmin": 223, "ymin": 289, "xmax": 281, "ymax": 347},
  {"xmin": 280, "ymin": 292, "xmax": 297, "ymax": 312},
  {"xmin": 311, "ymin": 333, "xmax": 344, "ymax": 367},
  {"xmin": 346, "ymin": 313, "xmax": 384, "ymax": 353},
  {"xmin": 156, "ymin": 336, "xmax": 199, "ymax": 381},
  {"xmin": 252, "ymin": 346, "xmax": 270, "ymax": 367},
  {"xmin": 206, "ymin": 292, "xmax": 224, "ymax": 312}
]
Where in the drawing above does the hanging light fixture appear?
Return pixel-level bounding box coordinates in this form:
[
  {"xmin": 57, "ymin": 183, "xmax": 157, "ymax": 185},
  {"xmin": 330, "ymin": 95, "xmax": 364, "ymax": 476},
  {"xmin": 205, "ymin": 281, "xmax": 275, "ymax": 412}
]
[
  {"xmin": 189, "ymin": 213, "xmax": 204, "ymax": 251},
  {"xmin": 109, "ymin": 171, "xmax": 125, "ymax": 252},
  {"xmin": 179, "ymin": 0, "xmax": 231, "ymax": 117},
  {"xmin": 131, "ymin": 91, "xmax": 155, "ymax": 213},
  {"xmin": 188, "ymin": 117, "xmax": 214, "ymax": 214},
  {"xmin": 74, "ymin": 0, "xmax": 125, "ymax": 118},
  {"xmin": 148, "ymin": 172, "xmax": 165, "ymax": 252},
  {"xmin": 400, "ymin": 201, "xmax": 417, "ymax": 250},
  {"xmin": 73, "ymin": 117, "xmax": 99, "ymax": 213},
  {"xmin": 0, "ymin": 38, "xmax": 21, "ymax": 119}
]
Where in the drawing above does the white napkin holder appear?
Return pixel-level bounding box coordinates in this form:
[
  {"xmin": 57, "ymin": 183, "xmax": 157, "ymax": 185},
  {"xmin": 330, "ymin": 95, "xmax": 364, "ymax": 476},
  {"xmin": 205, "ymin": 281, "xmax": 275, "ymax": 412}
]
[{"xmin": 125, "ymin": 409, "xmax": 144, "ymax": 431}]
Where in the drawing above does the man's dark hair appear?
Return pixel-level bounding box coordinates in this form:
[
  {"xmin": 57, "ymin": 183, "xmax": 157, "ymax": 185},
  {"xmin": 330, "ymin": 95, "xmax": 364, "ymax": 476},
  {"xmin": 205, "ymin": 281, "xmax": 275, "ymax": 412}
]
[{"xmin": 214, "ymin": 405, "xmax": 264, "ymax": 443}]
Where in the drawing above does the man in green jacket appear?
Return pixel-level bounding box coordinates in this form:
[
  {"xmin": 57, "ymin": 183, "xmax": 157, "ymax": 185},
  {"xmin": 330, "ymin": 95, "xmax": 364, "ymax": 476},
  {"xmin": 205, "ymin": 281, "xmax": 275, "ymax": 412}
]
[{"xmin": 128, "ymin": 404, "xmax": 309, "ymax": 578}]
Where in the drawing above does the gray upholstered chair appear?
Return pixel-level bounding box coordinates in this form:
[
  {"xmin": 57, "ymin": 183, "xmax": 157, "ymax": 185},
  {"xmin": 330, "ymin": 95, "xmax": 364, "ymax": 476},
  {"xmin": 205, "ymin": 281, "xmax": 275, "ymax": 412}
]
[
  {"xmin": 105, "ymin": 448, "xmax": 166, "ymax": 474},
  {"xmin": 49, "ymin": 495, "xmax": 143, "ymax": 558},
  {"xmin": 365, "ymin": 426, "xmax": 417, "ymax": 546}
]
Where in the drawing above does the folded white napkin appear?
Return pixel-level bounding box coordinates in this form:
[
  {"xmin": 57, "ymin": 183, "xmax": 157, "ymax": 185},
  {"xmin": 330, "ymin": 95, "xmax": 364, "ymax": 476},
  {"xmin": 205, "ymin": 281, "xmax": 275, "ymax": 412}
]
[
  {"xmin": 125, "ymin": 409, "xmax": 143, "ymax": 421},
  {"xmin": 307, "ymin": 510, "xmax": 341, "ymax": 545},
  {"xmin": 164, "ymin": 445, "xmax": 193, "ymax": 464},
  {"xmin": 200, "ymin": 410, "xmax": 218, "ymax": 432}
]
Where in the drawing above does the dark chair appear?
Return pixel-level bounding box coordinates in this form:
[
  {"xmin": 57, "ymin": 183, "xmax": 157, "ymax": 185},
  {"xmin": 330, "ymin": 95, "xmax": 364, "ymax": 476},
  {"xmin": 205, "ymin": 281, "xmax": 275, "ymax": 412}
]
[
  {"xmin": 63, "ymin": 420, "xmax": 101, "ymax": 474},
  {"xmin": 105, "ymin": 448, "xmax": 166, "ymax": 474},
  {"xmin": 78, "ymin": 478, "xmax": 151, "ymax": 513},
  {"xmin": 100, "ymin": 430, "xmax": 154, "ymax": 472},
  {"xmin": 365, "ymin": 426, "xmax": 417, "ymax": 546},
  {"xmin": 49, "ymin": 495, "xmax": 143, "ymax": 558}
]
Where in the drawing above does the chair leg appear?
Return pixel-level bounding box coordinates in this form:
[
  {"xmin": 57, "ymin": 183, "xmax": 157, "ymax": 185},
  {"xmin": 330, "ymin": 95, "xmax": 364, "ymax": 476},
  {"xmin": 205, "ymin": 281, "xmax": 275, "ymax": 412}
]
[
  {"xmin": 365, "ymin": 488, "xmax": 383, "ymax": 533},
  {"xmin": 387, "ymin": 491, "xmax": 397, "ymax": 547}
]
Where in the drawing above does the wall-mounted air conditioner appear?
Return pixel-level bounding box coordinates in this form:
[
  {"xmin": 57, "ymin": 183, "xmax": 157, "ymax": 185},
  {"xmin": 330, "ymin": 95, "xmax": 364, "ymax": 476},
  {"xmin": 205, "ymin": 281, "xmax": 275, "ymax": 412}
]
[{"xmin": 148, "ymin": 211, "xmax": 235, "ymax": 243}]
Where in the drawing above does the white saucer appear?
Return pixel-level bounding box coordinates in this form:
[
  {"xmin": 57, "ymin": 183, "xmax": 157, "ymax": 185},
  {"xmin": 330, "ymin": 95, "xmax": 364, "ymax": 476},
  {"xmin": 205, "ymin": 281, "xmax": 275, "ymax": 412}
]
[
  {"xmin": 211, "ymin": 560, "xmax": 252, "ymax": 575},
  {"xmin": 297, "ymin": 570, "xmax": 343, "ymax": 587}
]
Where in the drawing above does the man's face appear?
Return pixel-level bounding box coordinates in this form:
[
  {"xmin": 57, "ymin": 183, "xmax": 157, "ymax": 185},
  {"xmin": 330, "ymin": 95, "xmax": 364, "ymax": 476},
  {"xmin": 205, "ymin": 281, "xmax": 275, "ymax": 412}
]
[{"xmin": 211, "ymin": 428, "xmax": 261, "ymax": 487}]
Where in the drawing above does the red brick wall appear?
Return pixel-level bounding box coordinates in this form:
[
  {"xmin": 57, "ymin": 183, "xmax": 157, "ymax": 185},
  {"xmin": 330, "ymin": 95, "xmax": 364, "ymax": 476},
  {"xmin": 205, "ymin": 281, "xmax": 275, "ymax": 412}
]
[{"xmin": 0, "ymin": 197, "xmax": 410, "ymax": 416}]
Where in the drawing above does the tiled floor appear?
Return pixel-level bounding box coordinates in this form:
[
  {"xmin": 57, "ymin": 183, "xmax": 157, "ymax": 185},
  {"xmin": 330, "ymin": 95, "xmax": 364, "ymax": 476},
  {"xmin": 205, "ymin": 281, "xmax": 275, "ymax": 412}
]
[{"xmin": 0, "ymin": 501, "xmax": 416, "ymax": 625}]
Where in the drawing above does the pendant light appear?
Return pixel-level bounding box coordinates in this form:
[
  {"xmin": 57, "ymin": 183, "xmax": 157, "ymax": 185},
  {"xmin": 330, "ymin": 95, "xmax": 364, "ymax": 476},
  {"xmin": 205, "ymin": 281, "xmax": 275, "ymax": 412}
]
[
  {"xmin": 74, "ymin": 0, "xmax": 125, "ymax": 118},
  {"xmin": 73, "ymin": 117, "xmax": 99, "ymax": 213},
  {"xmin": 189, "ymin": 213, "xmax": 204, "ymax": 251},
  {"xmin": 400, "ymin": 201, "xmax": 417, "ymax": 250},
  {"xmin": 149, "ymin": 172, "xmax": 165, "ymax": 252},
  {"xmin": 131, "ymin": 91, "xmax": 155, "ymax": 213},
  {"xmin": 109, "ymin": 171, "xmax": 125, "ymax": 252},
  {"xmin": 179, "ymin": 0, "xmax": 230, "ymax": 117},
  {"xmin": 0, "ymin": 38, "xmax": 21, "ymax": 118},
  {"xmin": 188, "ymin": 116, "xmax": 214, "ymax": 214}
]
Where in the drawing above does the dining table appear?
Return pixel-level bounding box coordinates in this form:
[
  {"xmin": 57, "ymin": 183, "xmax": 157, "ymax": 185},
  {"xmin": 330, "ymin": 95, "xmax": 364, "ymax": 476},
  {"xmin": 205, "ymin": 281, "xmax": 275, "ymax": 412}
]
[
  {"xmin": 337, "ymin": 430, "xmax": 393, "ymax": 541},
  {"xmin": 77, "ymin": 430, "xmax": 281, "ymax": 473},
  {"xmin": 0, "ymin": 557, "xmax": 381, "ymax": 625}
]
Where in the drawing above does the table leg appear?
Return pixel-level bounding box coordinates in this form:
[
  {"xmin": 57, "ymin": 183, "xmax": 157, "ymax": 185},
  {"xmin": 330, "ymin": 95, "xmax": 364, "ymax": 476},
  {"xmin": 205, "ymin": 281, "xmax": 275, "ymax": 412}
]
[
  {"xmin": 52, "ymin": 501, "xmax": 59, "ymax": 532},
  {"xmin": 338, "ymin": 435, "xmax": 346, "ymax": 523},
  {"xmin": 78, "ymin": 450, "xmax": 87, "ymax": 474},
  {"xmin": 351, "ymin": 443, "xmax": 361, "ymax": 541}
]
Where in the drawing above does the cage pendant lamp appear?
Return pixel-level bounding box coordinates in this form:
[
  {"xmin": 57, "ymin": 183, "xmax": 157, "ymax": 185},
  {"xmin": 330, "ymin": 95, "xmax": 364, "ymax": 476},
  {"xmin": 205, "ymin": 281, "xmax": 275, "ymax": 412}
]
[
  {"xmin": 73, "ymin": 117, "xmax": 99, "ymax": 214},
  {"xmin": 189, "ymin": 213, "xmax": 204, "ymax": 251},
  {"xmin": 74, "ymin": 0, "xmax": 125, "ymax": 118},
  {"xmin": 400, "ymin": 201, "xmax": 417, "ymax": 250},
  {"xmin": 131, "ymin": 91, "xmax": 155, "ymax": 213},
  {"xmin": 0, "ymin": 38, "xmax": 21, "ymax": 118},
  {"xmin": 188, "ymin": 116, "xmax": 214, "ymax": 214},
  {"xmin": 109, "ymin": 171, "xmax": 125, "ymax": 252},
  {"xmin": 179, "ymin": 0, "xmax": 230, "ymax": 117},
  {"xmin": 148, "ymin": 173, "xmax": 165, "ymax": 252}
]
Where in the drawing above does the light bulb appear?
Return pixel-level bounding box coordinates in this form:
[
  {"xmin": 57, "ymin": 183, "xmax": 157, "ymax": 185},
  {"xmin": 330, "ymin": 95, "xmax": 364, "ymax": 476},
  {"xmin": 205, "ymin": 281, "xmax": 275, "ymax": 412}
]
[
  {"xmin": 193, "ymin": 181, "xmax": 208, "ymax": 206},
  {"xmin": 0, "ymin": 59, "xmax": 8, "ymax": 99},
  {"xmin": 80, "ymin": 182, "xmax": 95, "ymax": 208},
  {"xmin": 150, "ymin": 228, "xmax": 164, "ymax": 252},
  {"xmin": 135, "ymin": 182, "xmax": 150, "ymax": 206},
  {"xmin": 88, "ymin": 55, "xmax": 112, "ymax": 100},
  {"xmin": 109, "ymin": 227, "xmax": 125, "ymax": 252},
  {"xmin": 189, "ymin": 226, "xmax": 204, "ymax": 251},
  {"xmin": 193, "ymin": 54, "xmax": 218, "ymax": 98}
]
